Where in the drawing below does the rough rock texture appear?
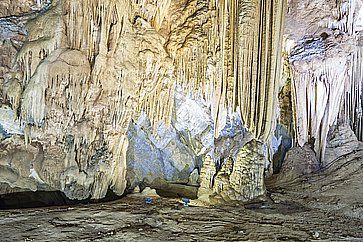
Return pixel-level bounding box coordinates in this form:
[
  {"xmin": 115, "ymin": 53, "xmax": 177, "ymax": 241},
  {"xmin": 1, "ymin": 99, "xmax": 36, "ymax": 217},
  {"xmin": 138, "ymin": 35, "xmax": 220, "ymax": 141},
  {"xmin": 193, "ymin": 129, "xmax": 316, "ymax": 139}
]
[
  {"xmin": 268, "ymin": 126, "xmax": 363, "ymax": 219},
  {"xmin": 126, "ymin": 90, "xmax": 214, "ymax": 196},
  {"xmin": 0, "ymin": 0, "xmax": 362, "ymax": 212},
  {"xmin": 0, "ymin": 0, "xmax": 284, "ymax": 201},
  {"xmin": 0, "ymin": 0, "xmax": 51, "ymax": 100},
  {"xmin": 286, "ymin": 0, "xmax": 363, "ymax": 162},
  {"xmin": 1, "ymin": 195, "xmax": 363, "ymax": 241},
  {"xmin": 0, "ymin": 1, "xmax": 50, "ymax": 18}
]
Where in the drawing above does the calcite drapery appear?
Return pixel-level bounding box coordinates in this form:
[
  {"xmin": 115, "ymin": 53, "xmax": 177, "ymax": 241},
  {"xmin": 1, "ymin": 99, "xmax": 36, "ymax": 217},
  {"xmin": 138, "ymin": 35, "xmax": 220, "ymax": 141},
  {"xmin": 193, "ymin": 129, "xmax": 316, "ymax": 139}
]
[
  {"xmin": 178, "ymin": 0, "xmax": 287, "ymax": 202},
  {"xmin": 289, "ymin": 0, "xmax": 363, "ymax": 162},
  {"xmin": 291, "ymin": 54, "xmax": 349, "ymax": 161},
  {"xmin": 172, "ymin": 0, "xmax": 286, "ymax": 142},
  {"xmin": 14, "ymin": 0, "xmax": 175, "ymax": 199},
  {"xmin": 342, "ymin": 46, "xmax": 363, "ymax": 141},
  {"xmin": 8, "ymin": 0, "xmax": 287, "ymax": 201},
  {"xmin": 1, "ymin": 0, "xmax": 362, "ymax": 204}
]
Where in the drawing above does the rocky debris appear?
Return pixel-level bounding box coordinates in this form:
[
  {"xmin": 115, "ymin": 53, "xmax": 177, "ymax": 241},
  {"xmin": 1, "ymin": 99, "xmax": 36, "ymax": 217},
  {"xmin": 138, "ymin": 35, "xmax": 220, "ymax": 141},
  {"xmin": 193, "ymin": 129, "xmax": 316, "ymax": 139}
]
[
  {"xmin": 0, "ymin": 0, "xmax": 51, "ymax": 18},
  {"xmin": 140, "ymin": 187, "xmax": 159, "ymax": 198},
  {"xmin": 149, "ymin": 181, "xmax": 198, "ymax": 199}
]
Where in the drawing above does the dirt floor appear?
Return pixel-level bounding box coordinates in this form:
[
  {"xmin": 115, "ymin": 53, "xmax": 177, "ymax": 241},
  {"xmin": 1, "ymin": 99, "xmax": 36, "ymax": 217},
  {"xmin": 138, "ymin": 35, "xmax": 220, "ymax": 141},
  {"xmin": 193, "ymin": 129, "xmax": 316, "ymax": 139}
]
[
  {"xmin": 0, "ymin": 194, "xmax": 362, "ymax": 242},
  {"xmin": 1, "ymin": 142, "xmax": 362, "ymax": 241}
]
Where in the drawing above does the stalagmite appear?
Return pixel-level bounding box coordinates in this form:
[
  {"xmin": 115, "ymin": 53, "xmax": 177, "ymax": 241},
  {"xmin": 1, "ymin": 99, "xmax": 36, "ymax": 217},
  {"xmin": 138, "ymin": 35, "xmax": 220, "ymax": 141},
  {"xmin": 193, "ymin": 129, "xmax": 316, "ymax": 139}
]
[
  {"xmin": 211, "ymin": 140, "xmax": 267, "ymax": 201},
  {"xmin": 182, "ymin": 0, "xmax": 286, "ymax": 202}
]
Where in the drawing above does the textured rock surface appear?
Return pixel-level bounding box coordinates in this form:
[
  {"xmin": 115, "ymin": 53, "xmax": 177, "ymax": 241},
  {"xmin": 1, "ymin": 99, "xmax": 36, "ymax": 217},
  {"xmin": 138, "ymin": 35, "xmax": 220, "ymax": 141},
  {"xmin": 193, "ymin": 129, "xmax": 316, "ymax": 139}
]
[
  {"xmin": 0, "ymin": 196, "xmax": 362, "ymax": 241},
  {"xmin": 286, "ymin": 0, "xmax": 363, "ymax": 162},
  {"xmin": 269, "ymin": 144, "xmax": 363, "ymax": 220},
  {"xmin": 0, "ymin": 0, "xmax": 51, "ymax": 99},
  {"xmin": 0, "ymin": 1, "xmax": 49, "ymax": 18},
  {"xmin": 0, "ymin": 0, "xmax": 283, "ymax": 201}
]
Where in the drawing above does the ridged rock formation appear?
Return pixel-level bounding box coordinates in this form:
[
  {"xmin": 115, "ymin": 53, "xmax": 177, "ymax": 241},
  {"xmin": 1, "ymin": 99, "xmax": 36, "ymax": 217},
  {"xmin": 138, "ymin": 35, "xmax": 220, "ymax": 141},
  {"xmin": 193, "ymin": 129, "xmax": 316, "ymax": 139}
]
[
  {"xmin": 288, "ymin": 0, "xmax": 363, "ymax": 163},
  {"xmin": 0, "ymin": 0, "xmax": 362, "ymax": 205}
]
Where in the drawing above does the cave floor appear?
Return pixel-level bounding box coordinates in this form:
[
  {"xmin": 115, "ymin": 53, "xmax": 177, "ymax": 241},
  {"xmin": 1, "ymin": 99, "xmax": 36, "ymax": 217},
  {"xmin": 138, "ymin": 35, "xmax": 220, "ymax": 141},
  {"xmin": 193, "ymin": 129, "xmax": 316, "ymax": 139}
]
[{"xmin": 1, "ymin": 195, "xmax": 362, "ymax": 242}]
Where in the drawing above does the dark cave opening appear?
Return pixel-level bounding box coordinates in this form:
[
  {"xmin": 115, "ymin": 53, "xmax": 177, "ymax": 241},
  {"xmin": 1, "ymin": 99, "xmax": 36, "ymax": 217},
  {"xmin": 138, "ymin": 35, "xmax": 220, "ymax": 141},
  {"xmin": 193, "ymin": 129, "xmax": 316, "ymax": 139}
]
[
  {"xmin": 0, "ymin": 189, "xmax": 123, "ymax": 210},
  {"xmin": 0, "ymin": 183, "xmax": 199, "ymax": 210}
]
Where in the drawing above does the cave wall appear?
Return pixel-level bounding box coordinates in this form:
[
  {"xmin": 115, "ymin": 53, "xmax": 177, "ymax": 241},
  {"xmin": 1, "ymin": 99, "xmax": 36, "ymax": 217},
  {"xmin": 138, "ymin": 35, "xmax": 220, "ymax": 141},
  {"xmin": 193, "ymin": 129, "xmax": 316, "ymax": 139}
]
[
  {"xmin": 0, "ymin": 0, "xmax": 362, "ymax": 203},
  {"xmin": 286, "ymin": 0, "xmax": 363, "ymax": 162}
]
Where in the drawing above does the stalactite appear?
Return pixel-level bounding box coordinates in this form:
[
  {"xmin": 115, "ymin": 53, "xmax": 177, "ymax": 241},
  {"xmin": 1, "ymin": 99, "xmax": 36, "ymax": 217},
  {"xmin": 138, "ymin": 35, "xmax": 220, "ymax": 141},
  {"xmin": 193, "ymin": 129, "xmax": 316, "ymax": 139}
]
[
  {"xmin": 136, "ymin": 59, "xmax": 175, "ymax": 129},
  {"xmin": 21, "ymin": 49, "xmax": 91, "ymax": 127},
  {"xmin": 13, "ymin": 0, "xmax": 287, "ymax": 201},
  {"xmin": 291, "ymin": 56, "xmax": 349, "ymax": 162},
  {"xmin": 63, "ymin": 0, "xmax": 130, "ymax": 62},
  {"xmin": 172, "ymin": 0, "xmax": 286, "ymax": 142},
  {"xmin": 169, "ymin": 0, "xmax": 287, "ymax": 202},
  {"xmin": 15, "ymin": 0, "xmax": 177, "ymax": 199},
  {"xmin": 237, "ymin": 0, "xmax": 286, "ymax": 142},
  {"xmin": 327, "ymin": 0, "xmax": 359, "ymax": 35},
  {"xmin": 341, "ymin": 46, "xmax": 363, "ymax": 141},
  {"xmin": 6, "ymin": 78, "xmax": 22, "ymax": 112},
  {"xmin": 135, "ymin": 0, "xmax": 171, "ymax": 31},
  {"xmin": 16, "ymin": 2, "xmax": 63, "ymax": 86},
  {"xmin": 289, "ymin": 0, "xmax": 363, "ymax": 163}
]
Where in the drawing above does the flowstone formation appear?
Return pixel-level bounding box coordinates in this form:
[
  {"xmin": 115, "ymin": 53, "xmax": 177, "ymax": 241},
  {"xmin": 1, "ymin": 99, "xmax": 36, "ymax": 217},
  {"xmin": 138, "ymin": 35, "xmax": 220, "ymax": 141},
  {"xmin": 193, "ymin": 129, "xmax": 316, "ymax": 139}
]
[
  {"xmin": 0, "ymin": 0, "xmax": 362, "ymax": 206},
  {"xmin": 287, "ymin": 0, "xmax": 363, "ymax": 162}
]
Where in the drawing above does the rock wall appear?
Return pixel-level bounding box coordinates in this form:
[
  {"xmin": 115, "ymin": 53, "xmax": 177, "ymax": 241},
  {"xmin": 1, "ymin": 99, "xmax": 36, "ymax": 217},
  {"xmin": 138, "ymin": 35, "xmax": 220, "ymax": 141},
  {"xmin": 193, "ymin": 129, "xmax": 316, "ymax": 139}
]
[
  {"xmin": 0, "ymin": 0, "xmax": 362, "ymax": 203},
  {"xmin": 287, "ymin": 0, "xmax": 363, "ymax": 162}
]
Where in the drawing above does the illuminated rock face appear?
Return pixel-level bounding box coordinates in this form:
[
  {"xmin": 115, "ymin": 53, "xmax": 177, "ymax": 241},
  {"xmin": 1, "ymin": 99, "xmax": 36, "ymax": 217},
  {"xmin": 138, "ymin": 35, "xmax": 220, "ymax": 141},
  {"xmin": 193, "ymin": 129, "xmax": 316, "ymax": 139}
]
[
  {"xmin": 0, "ymin": 0, "xmax": 362, "ymax": 202},
  {"xmin": 287, "ymin": 0, "xmax": 363, "ymax": 163}
]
